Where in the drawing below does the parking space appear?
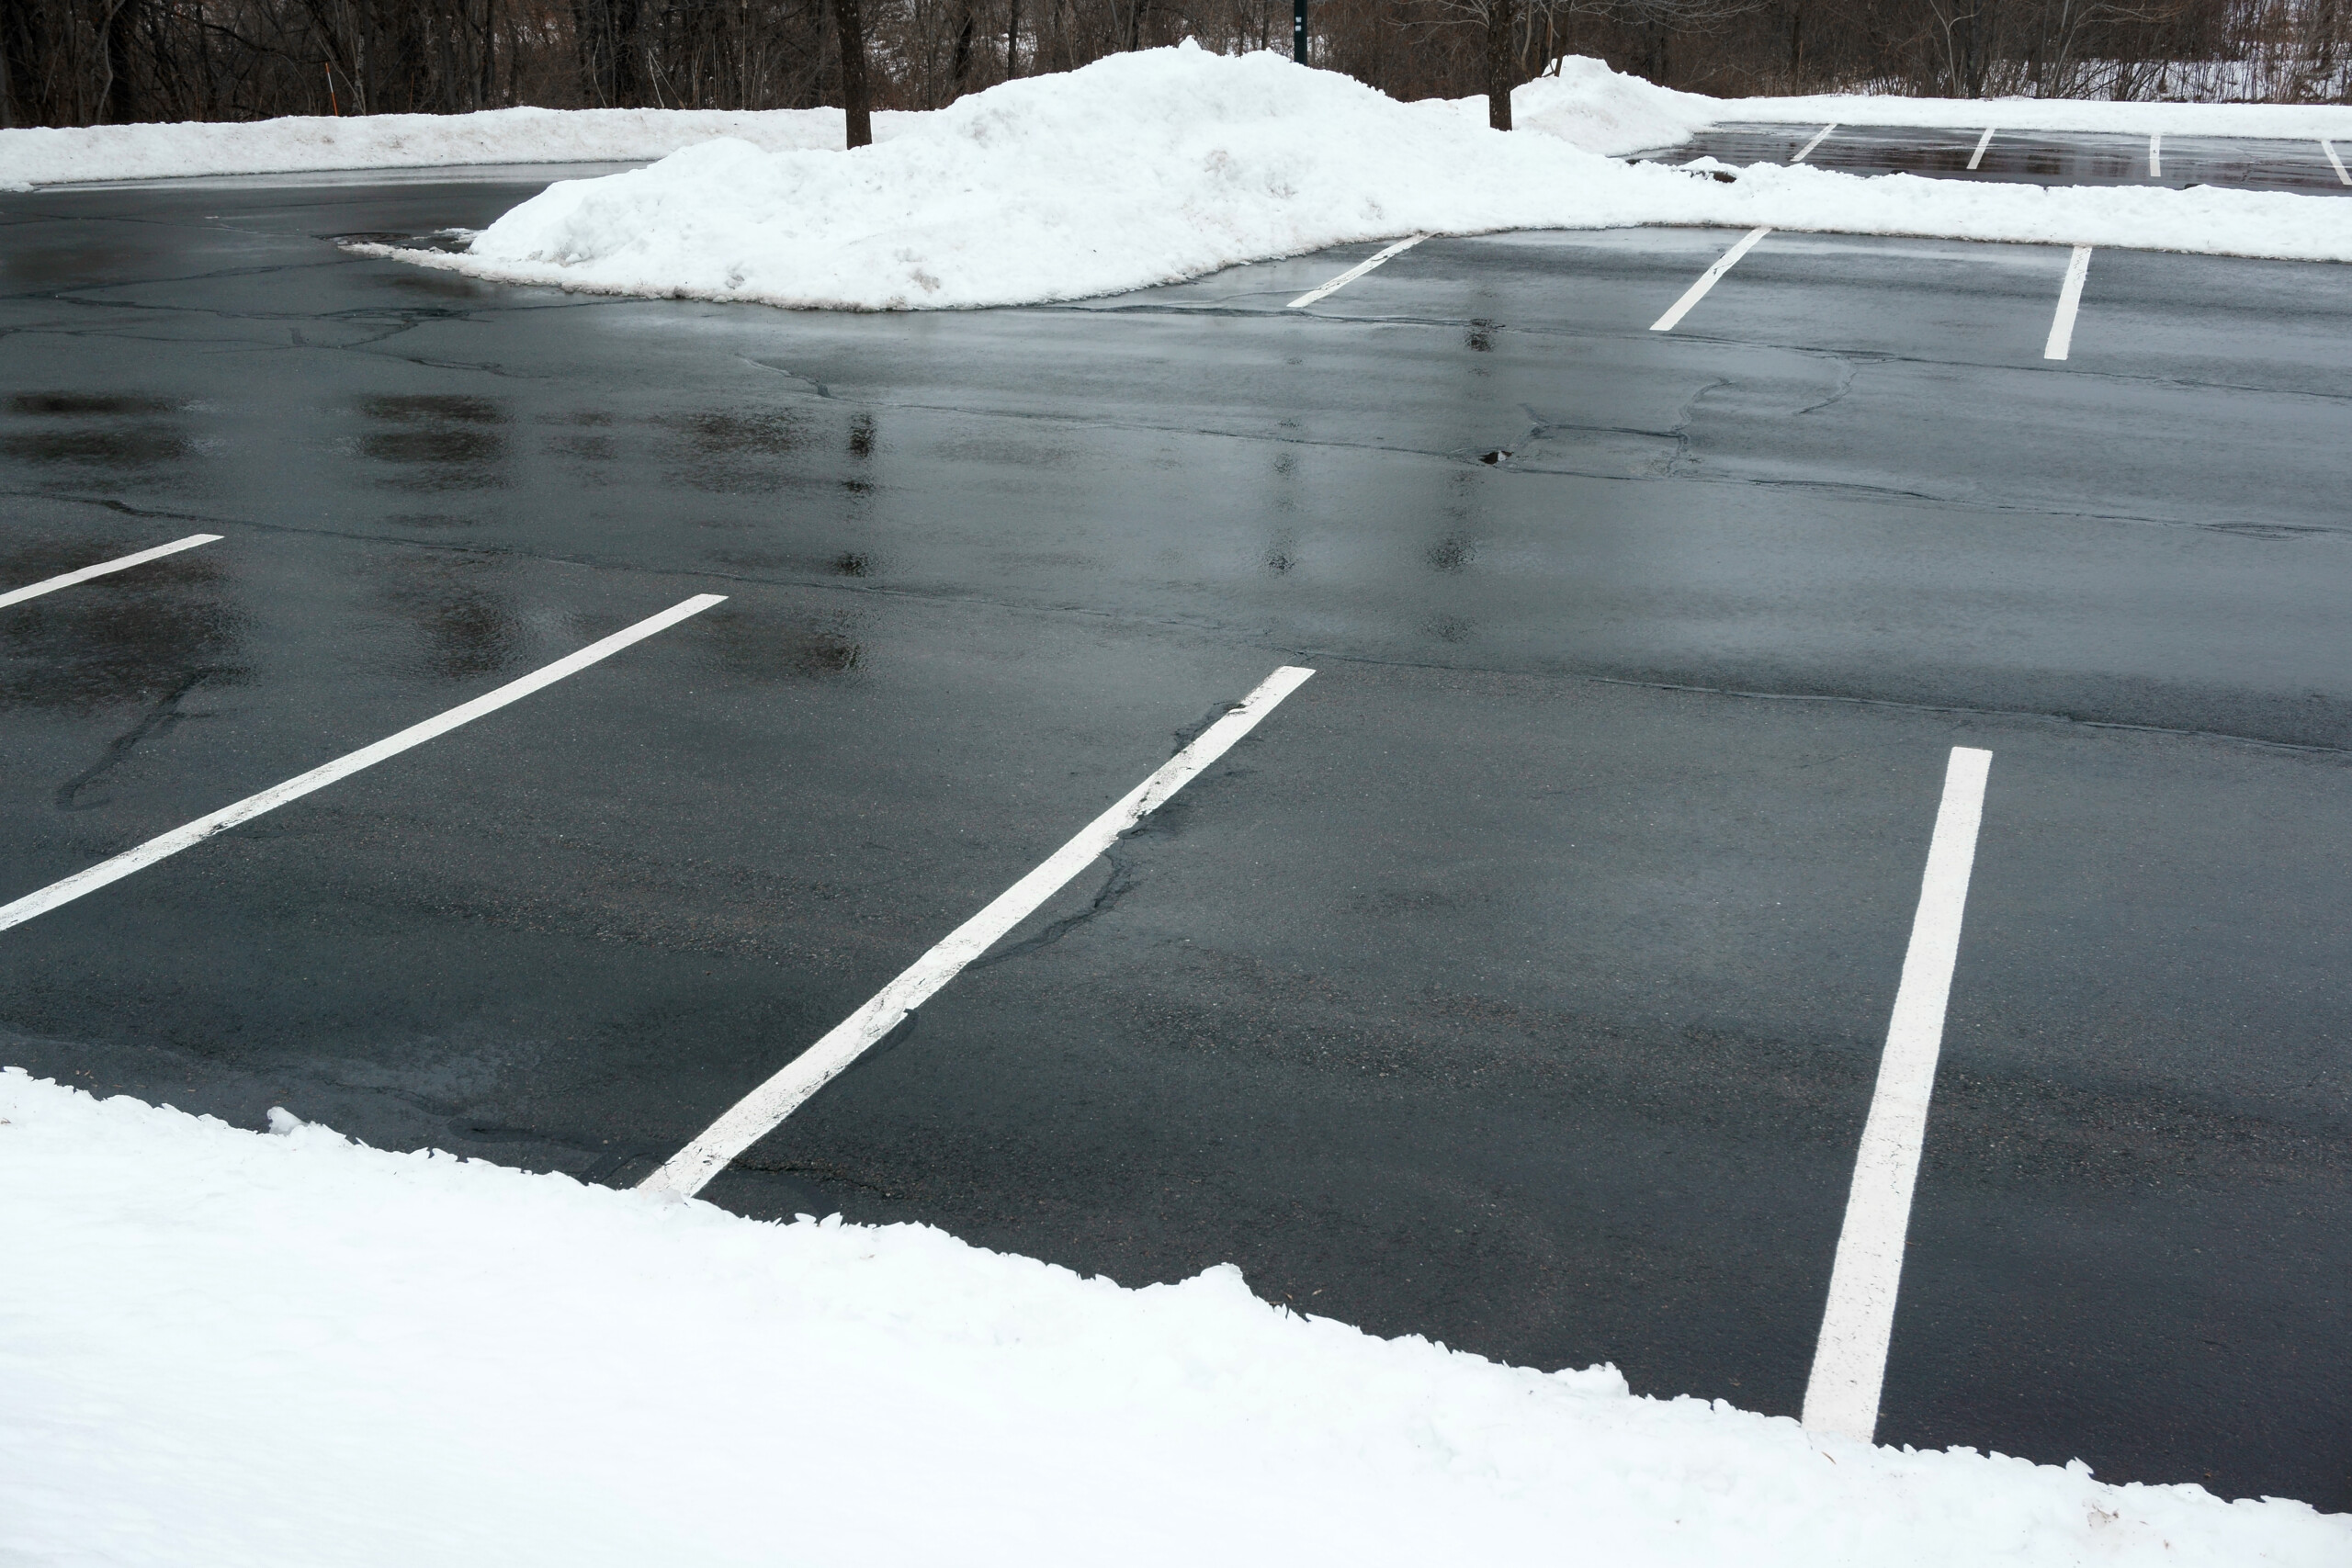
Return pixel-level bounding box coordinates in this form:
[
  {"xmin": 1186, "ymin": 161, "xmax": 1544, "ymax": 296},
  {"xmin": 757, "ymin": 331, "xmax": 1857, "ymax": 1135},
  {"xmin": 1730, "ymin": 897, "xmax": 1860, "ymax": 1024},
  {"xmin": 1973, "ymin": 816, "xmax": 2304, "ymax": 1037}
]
[
  {"xmin": 1644, "ymin": 229, "xmax": 2074, "ymax": 362},
  {"xmin": 1, "ymin": 169, "xmax": 2346, "ymax": 1507},
  {"xmin": 1089, "ymin": 227, "xmax": 2352, "ymax": 551},
  {"xmin": 1640, "ymin": 119, "xmax": 2352, "ymax": 195}
]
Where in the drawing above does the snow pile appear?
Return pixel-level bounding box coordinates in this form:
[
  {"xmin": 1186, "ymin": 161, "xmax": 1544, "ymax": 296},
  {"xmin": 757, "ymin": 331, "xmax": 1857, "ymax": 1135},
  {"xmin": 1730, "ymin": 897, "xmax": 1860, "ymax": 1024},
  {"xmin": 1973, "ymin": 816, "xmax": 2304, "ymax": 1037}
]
[
  {"xmin": 0, "ymin": 1068, "xmax": 2343, "ymax": 1566},
  {"xmin": 442, "ymin": 45, "xmax": 1665, "ymax": 309},
  {"xmin": 0, "ymin": 103, "xmax": 877, "ymax": 190},
  {"xmin": 407, "ymin": 44, "xmax": 2352, "ymax": 310},
  {"xmin": 1488, "ymin": 55, "xmax": 1723, "ymax": 155}
]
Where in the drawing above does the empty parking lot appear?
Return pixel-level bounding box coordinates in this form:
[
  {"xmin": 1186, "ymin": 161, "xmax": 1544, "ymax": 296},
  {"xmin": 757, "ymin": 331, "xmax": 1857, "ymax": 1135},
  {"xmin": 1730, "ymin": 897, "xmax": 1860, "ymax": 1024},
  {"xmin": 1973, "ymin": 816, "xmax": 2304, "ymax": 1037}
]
[{"xmin": 1, "ymin": 153, "xmax": 2346, "ymax": 1507}]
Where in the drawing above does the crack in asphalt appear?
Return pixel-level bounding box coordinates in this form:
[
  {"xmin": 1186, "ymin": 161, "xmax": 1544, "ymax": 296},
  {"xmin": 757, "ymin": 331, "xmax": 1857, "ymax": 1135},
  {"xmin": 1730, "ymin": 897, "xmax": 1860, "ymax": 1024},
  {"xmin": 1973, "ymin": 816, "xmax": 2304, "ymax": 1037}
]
[
  {"xmin": 1790, "ymin": 354, "xmax": 1861, "ymax": 417},
  {"xmin": 1659, "ymin": 373, "xmax": 1734, "ymax": 476},
  {"xmin": 52, "ymin": 666, "xmax": 225, "ymax": 811},
  {"xmin": 726, "ymin": 1152, "xmax": 905, "ymax": 1201},
  {"xmin": 969, "ymin": 849, "xmax": 1142, "ymax": 973},
  {"xmin": 0, "ymin": 255, "xmax": 354, "ymax": 306}
]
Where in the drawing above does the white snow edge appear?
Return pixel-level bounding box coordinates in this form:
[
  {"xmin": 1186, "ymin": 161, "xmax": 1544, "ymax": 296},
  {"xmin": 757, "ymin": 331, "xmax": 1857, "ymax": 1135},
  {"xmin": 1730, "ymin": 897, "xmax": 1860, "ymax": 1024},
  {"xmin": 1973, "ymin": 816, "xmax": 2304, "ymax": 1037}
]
[
  {"xmin": 0, "ymin": 1065, "xmax": 2342, "ymax": 1566},
  {"xmin": 0, "ymin": 103, "xmax": 874, "ymax": 191}
]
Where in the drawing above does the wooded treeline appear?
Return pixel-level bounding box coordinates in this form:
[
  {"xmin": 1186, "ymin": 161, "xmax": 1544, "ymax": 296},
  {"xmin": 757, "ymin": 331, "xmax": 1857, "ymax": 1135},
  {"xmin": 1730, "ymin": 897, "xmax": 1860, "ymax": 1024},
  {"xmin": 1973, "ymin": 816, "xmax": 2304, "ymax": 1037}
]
[{"xmin": 2, "ymin": 0, "xmax": 2342, "ymax": 129}]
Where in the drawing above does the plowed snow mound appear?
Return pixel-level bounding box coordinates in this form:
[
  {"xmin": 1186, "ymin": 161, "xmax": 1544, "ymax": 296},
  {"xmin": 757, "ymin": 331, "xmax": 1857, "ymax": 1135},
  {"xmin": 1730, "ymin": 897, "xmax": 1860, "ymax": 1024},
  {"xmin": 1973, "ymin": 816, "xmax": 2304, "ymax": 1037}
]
[{"xmin": 406, "ymin": 45, "xmax": 2352, "ymax": 310}]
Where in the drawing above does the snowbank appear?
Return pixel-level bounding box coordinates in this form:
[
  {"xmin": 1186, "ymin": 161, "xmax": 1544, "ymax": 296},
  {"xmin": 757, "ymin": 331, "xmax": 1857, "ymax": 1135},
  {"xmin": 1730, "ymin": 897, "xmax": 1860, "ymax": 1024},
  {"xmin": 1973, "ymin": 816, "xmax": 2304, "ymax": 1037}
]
[
  {"xmin": 1488, "ymin": 52, "xmax": 2352, "ymax": 146},
  {"xmin": 0, "ymin": 103, "xmax": 876, "ymax": 190},
  {"xmin": 0, "ymin": 1066, "xmax": 2339, "ymax": 1565},
  {"xmin": 1494, "ymin": 53, "xmax": 2352, "ymax": 146},
  {"xmin": 1483, "ymin": 55, "xmax": 1724, "ymax": 155},
  {"xmin": 12, "ymin": 53, "xmax": 2352, "ymax": 193},
  {"xmin": 401, "ymin": 45, "xmax": 2352, "ymax": 310}
]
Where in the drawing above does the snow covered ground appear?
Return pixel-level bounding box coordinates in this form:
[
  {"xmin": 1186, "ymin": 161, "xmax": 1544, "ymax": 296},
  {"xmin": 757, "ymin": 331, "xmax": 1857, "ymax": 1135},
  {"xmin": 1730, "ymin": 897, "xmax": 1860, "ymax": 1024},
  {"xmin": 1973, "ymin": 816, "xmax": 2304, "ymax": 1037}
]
[
  {"xmin": 382, "ymin": 45, "xmax": 2352, "ymax": 310},
  {"xmin": 1, "ymin": 1066, "xmax": 2342, "ymax": 1566},
  {"xmin": 0, "ymin": 104, "xmax": 865, "ymax": 190}
]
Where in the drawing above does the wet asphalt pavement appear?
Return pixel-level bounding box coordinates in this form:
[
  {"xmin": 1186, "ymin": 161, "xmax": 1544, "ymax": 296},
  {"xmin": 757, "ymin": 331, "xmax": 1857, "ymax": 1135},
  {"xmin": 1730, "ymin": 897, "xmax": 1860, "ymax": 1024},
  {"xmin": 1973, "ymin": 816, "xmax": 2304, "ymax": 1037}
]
[
  {"xmin": 1, "ymin": 156, "xmax": 2347, "ymax": 1508},
  {"xmin": 1642, "ymin": 120, "xmax": 2352, "ymax": 194}
]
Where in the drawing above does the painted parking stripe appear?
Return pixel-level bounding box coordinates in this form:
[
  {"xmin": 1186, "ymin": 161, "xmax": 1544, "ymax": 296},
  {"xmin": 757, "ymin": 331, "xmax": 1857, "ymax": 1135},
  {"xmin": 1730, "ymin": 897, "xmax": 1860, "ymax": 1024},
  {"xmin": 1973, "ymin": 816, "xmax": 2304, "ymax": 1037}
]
[
  {"xmin": 0, "ymin": 593, "xmax": 724, "ymax": 934},
  {"xmin": 1792, "ymin": 123, "xmax": 1837, "ymax": 163},
  {"xmin": 1649, "ymin": 226, "xmax": 1771, "ymax": 333},
  {"xmin": 640, "ymin": 665, "xmax": 1317, "ymax": 1200},
  {"xmin": 2043, "ymin": 245, "xmax": 2092, "ymax": 361},
  {"xmin": 0, "ymin": 533, "xmax": 221, "ymax": 609},
  {"xmin": 1802, "ymin": 746, "xmax": 1993, "ymax": 1444},
  {"xmin": 2149, "ymin": 132, "xmax": 2163, "ymax": 178},
  {"xmin": 2323, "ymin": 139, "xmax": 2351, "ymax": 186},
  {"xmin": 1967, "ymin": 128, "xmax": 1995, "ymax": 170},
  {"xmin": 1287, "ymin": 234, "xmax": 1427, "ymax": 309}
]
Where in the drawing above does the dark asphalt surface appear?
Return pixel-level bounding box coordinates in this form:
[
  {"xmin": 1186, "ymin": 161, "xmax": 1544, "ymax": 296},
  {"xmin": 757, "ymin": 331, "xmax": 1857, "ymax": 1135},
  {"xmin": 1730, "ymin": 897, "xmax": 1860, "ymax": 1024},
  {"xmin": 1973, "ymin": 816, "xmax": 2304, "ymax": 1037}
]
[
  {"xmin": 1, "ymin": 166, "xmax": 2346, "ymax": 1509},
  {"xmin": 1639, "ymin": 119, "xmax": 2352, "ymax": 194}
]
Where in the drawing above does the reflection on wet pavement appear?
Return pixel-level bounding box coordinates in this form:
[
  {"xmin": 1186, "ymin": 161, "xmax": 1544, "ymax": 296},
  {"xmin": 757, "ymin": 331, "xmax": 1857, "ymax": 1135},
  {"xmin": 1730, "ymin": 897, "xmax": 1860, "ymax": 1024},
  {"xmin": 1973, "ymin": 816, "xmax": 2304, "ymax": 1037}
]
[
  {"xmin": 662, "ymin": 408, "xmax": 808, "ymax": 492},
  {"xmin": 367, "ymin": 551, "xmax": 527, "ymax": 682},
  {"xmin": 0, "ymin": 535, "xmax": 245, "ymax": 715},
  {"xmin": 542, "ymin": 411, "xmax": 619, "ymax": 464},
  {"xmin": 2, "ymin": 393, "xmax": 198, "ymax": 480},
  {"xmin": 356, "ymin": 394, "xmax": 509, "ymax": 491},
  {"xmin": 695, "ymin": 604, "xmax": 865, "ymax": 682}
]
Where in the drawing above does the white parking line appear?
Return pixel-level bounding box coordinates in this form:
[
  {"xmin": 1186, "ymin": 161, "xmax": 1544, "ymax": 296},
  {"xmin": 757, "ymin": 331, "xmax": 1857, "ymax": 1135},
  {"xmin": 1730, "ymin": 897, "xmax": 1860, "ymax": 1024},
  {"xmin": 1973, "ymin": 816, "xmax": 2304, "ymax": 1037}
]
[
  {"xmin": 1792, "ymin": 123, "xmax": 1837, "ymax": 163},
  {"xmin": 2149, "ymin": 131, "xmax": 2163, "ymax": 177},
  {"xmin": 0, "ymin": 533, "xmax": 222, "ymax": 609},
  {"xmin": 1967, "ymin": 128, "xmax": 1995, "ymax": 170},
  {"xmin": 2323, "ymin": 139, "xmax": 2351, "ymax": 186},
  {"xmin": 0, "ymin": 593, "xmax": 724, "ymax": 934},
  {"xmin": 1649, "ymin": 226, "xmax": 1771, "ymax": 333},
  {"xmin": 2043, "ymin": 245, "xmax": 2093, "ymax": 361},
  {"xmin": 640, "ymin": 664, "xmax": 1317, "ymax": 1200},
  {"xmin": 1286, "ymin": 235, "xmax": 1427, "ymax": 309},
  {"xmin": 1802, "ymin": 746, "xmax": 1992, "ymax": 1444}
]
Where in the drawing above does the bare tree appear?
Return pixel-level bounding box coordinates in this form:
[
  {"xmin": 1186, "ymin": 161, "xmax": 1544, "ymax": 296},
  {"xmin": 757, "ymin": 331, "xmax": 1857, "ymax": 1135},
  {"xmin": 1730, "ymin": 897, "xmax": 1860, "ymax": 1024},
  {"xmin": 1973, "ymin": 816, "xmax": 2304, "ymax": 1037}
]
[
  {"xmin": 835, "ymin": 0, "xmax": 873, "ymax": 142},
  {"xmin": 1487, "ymin": 0, "xmax": 1515, "ymax": 118},
  {"xmin": 0, "ymin": 0, "xmax": 2338, "ymax": 132}
]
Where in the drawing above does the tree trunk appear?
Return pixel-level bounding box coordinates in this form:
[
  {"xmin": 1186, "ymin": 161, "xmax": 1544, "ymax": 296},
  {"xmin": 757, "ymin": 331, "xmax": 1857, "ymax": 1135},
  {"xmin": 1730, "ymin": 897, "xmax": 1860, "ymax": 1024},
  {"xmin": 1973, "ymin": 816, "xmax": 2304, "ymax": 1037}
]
[
  {"xmin": 1485, "ymin": 0, "xmax": 1514, "ymax": 130},
  {"xmin": 1, "ymin": 0, "xmax": 38, "ymax": 128},
  {"xmin": 104, "ymin": 0, "xmax": 139, "ymax": 123},
  {"xmin": 834, "ymin": 0, "xmax": 872, "ymax": 146},
  {"xmin": 1005, "ymin": 0, "xmax": 1021, "ymax": 78},
  {"xmin": 611, "ymin": 0, "xmax": 641, "ymax": 106},
  {"xmin": 949, "ymin": 0, "xmax": 975, "ymax": 96}
]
